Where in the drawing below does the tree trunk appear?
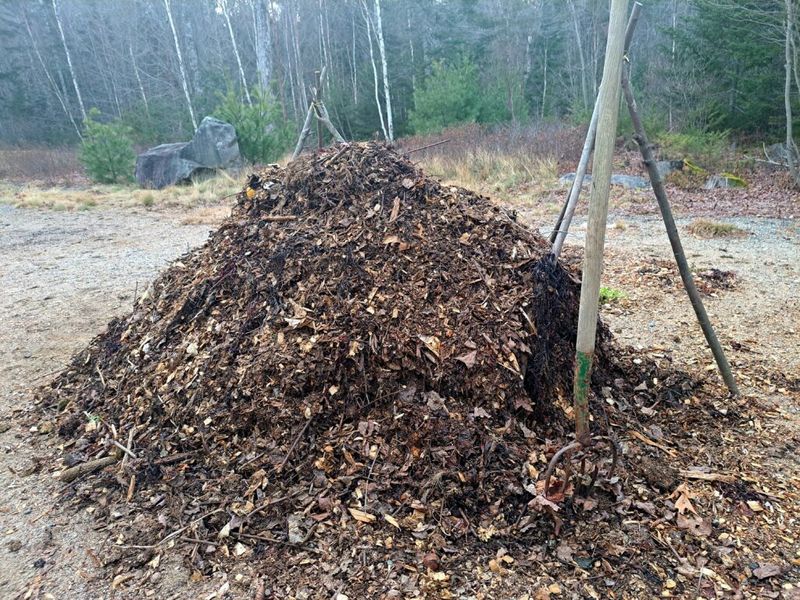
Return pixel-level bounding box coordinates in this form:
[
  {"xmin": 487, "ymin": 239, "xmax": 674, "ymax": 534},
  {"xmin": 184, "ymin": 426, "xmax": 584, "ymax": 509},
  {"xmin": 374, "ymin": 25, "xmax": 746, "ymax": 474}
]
[
  {"xmin": 282, "ymin": 12, "xmax": 299, "ymax": 118},
  {"xmin": 290, "ymin": 6, "xmax": 308, "ymax": 112},
  {"xmin": 786, "ymin": 0, "xmax": 799, "ymax": 184},
  {"xmin": 181, "ymin": 6, "xmax": 202, "ymax": 98},
  {"xmin": 163, "ymin": 0, "xmax": 197, "ymax": 129},
  {"xmin": 408, "ymin": 6, "xmax": 416, "ymax": 95},
  {"xmin": 567, "ymin": 0, "xmax": 590, "ymax": 111},
  {"xmin": 362, "ymin": 1, "xmax": 388, "ymax": 140},
  {"xmin": 351, "ymin": 18, "xmax": 358, "ymax": 104},
  {"xmin": 541, "ymin": 45, "xmax": 549, "ymax": 120},
  {"xmin": 254, "ymin": 0, "xmax": 272, "ymax": 91},
  {"xmin": 23, "ymin": 9, "xmax": 82, "ymax": 139},
  {"xmin": 573, "ymin": 0, "xmax": 628, "ymax": 445},
  {"xmin": 669, "ymin": 0, "xmax": 677, "ymax": 131},
  {"xmin": 221, "ymin": 0, "xmax": 252, "ymax": 105},
  {"xmin": 51, "ymin": 0, "xmax": 86, "ymax": 121},
  {"xmin": 374, "ymin": 0, "xmax": 394, "ymax": 141},
  {"xmin": 129, "ymin": 40, "xmax": 150, "ymax": 117}
]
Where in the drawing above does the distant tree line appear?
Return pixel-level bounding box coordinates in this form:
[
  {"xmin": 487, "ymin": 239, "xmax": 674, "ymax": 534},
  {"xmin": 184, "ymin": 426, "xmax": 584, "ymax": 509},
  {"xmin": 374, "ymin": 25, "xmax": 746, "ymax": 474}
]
[{"xmin": 0, "ymin": 0, "xmax": 797, "ymax": 153}]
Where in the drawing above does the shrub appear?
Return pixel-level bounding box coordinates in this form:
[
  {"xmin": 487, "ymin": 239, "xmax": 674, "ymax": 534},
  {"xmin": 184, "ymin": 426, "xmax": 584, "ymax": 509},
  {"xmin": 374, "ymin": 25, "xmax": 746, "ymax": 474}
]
[
  {"xmin": 79, "ymin": 109, "xmax": 135, "ymax": 183},
  {"xmin": 655, "ymin": 130, "xmax": 731, "ymax": 171},
  {"xmin": 214, "ymin": 87, "xmax": 294, "ymax": 164}
]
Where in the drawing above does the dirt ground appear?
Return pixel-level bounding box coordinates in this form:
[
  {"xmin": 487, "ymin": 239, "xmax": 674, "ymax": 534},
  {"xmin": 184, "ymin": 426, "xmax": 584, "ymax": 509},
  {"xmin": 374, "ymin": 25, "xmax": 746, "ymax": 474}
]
[{"xmin": 0, "ymin": 193, "xmax": 798, "ymax": 598}]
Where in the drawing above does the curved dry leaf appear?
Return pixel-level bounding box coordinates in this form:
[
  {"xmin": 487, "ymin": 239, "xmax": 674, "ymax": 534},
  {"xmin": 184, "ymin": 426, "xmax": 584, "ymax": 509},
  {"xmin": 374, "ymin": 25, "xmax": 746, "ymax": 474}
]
[{"xmin": 348, "ymin": 507, "xmax": 376, "ymax": 523}]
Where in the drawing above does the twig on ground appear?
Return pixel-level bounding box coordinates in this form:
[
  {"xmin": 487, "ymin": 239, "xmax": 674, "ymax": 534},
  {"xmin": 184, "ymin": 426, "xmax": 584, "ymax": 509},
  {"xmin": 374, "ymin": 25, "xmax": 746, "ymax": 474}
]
[
  {"xmin": 629, "ymin": 430, "xmax": 677, "ymax": 457},
  {"xmin": 58, "ymin": 454, "xmax": 119, "ymax": 483},
  {"xmin": 112, "ymin": 439, "xmax": 137, "ymax": 460},
  {"xmin": 262, "ymin": 215, "xmax": 297, "ymax": 223},
  {"xmin": 680, "ymin": 470, "xmax": 736, "ymax": 484},
  {"xmin": 276, "ymin": 418, "xmax": 312, "ymax": 473},
  {"xmin": 118, "ymin": 508, "xmax": 224, "ymax": 549},
  {"xmin": 153, "ymin": 451, "xmax": 195, "ymax": 466}
]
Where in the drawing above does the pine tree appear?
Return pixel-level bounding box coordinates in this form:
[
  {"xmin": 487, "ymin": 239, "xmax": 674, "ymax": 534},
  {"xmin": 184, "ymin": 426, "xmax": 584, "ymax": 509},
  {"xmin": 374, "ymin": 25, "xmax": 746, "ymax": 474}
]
[{"xmin": 79, "ymin": 109, "xmax": 135, "ymax": 183}]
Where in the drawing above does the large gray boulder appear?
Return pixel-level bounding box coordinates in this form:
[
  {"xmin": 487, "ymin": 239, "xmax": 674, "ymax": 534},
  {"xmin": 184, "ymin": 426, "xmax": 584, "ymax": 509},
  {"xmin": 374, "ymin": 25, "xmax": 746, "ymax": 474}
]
[
  {"xmin": 559, "ymin": 172, "xmax": 650, "ymax": 189},
  {"xmin": 704, "ymin": 174, "xmax": 746, "ymax": 189},
  {"xmin": 135, "ymin": 117, "xmax": 241, "ymax": 189},
  {"xmin": 655, "ymin": 159, "xmax": 684, "ymax": 179}
]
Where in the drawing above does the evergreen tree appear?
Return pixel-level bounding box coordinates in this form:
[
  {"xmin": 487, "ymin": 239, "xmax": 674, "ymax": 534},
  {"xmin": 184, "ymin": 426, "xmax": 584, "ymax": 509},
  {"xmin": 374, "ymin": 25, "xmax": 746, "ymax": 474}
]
[{"xmin": 79, "ymin": 109, "xmax": 135, "ymax": 183}]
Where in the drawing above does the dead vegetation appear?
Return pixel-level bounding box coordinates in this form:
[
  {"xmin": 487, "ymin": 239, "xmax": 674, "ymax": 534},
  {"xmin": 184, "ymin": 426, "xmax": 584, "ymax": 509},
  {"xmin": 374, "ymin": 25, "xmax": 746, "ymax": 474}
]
[
  {"xmin": 0, "ymin": 174, "xmax": 239, "ymax": 212},
  {"xmin": 687, "ymin": 219, "xmax": 747, "ymax": 238},
  {"xmin": 397, "ymin": 123, "xmax": 580, "ymax": 204},
  {"xmin": 0, "ymin": 146, "xmax": 82, "ymax": 184}
]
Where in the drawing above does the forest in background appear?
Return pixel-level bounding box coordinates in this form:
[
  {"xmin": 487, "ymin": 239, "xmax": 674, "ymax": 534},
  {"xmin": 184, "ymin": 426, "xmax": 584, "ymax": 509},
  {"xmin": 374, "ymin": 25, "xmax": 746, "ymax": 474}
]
[{"xmin": 0, "ymin": 0, "xmax": 798, "ymax": 166}]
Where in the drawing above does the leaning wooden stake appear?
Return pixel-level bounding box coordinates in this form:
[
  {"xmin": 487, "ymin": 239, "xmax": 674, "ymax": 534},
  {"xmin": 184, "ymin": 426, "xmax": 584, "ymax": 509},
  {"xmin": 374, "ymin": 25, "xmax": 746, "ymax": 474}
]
[
  {"xmin": 573, "ymin": 0, "xmax": 629, "ymax": 445},
  {"xmin": 621, "ymin": 42, "xmax": 739, "ymax": 395},
  {"xmin": 550, "ymin": 4, "xmax": 642, "ymax": 258}
]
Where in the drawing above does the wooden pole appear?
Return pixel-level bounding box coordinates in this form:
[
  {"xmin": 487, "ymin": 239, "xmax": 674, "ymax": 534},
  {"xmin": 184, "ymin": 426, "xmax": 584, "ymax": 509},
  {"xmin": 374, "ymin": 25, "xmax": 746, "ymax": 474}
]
[
  {"xmin": 550, "ymin": 3, "xmax": 642, "ymax": 257},
  {"xmin": 292, "ymin": 103, "xmax": 315, "ymax": 160},
  {"xmin": 620, "ymin": 40, "xmax": 739, "ymax": 396},
  {"xmin": 550, "ymin": 106, "xmax": 599, "ymax": 247},
  {"xmin": 573, "ymin": 0, "xmax": 629, "ymax": 445}
]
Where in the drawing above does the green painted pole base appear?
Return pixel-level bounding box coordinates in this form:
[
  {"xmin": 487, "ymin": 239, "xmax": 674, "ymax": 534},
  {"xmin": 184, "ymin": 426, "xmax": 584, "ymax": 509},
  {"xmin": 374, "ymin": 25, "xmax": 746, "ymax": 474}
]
[{"xmin": 574, "ymin": 350, "xmax": 594, "ymax": 445}]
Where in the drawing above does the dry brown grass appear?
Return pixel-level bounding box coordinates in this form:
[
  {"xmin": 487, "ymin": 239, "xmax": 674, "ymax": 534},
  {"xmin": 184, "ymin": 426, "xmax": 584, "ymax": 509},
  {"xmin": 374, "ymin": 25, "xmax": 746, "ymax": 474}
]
[
  {"xmin": 397, "ymin": 123, "xmax": 582, "ymax": 204},
  {"xmin": 0, "ymin": 173, "xmax": 241, "ymax": 212},
  {"xmin": 686, "ymin": 219, "xmax": 747, "ymax": 238},
  {"xmin": 181, "ymin": 205, "xmax": 232, "ymax": 225},
  {"xmin": 0, "ymin": 147, "xmax": 82, "ymax": 184},
  {"xmin": 420, "ymin": 150, "xmax": 559, "ymax": 196}
]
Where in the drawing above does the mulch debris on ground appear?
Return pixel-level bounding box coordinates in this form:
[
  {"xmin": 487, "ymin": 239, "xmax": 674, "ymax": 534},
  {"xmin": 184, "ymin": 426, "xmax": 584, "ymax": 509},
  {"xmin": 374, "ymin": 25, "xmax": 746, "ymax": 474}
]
[{"xmin": 37, "ymin": 143, "xmax": 798, "ymax": 599}]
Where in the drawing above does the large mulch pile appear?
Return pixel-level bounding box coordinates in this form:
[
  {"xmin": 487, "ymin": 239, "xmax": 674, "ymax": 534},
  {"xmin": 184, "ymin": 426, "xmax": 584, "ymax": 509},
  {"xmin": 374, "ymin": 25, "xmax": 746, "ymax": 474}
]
[{"xmin": 40, "ymin": 143, "xmax": 797, "ymax": 599}]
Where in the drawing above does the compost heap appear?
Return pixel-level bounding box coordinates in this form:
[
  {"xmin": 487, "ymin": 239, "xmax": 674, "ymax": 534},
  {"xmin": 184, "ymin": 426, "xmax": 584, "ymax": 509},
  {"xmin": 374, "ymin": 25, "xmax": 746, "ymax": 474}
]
[{"xmin": 45, "ymin": 143, "xmax": 622, "ymax": 558}]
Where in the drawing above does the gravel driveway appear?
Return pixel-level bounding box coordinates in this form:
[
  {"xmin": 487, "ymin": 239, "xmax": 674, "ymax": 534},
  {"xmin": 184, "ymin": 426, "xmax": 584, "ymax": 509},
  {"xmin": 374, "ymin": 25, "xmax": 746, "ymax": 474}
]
[{"xmin": 0, "ymin": 205, "xmax": 214, "ymax": 599}]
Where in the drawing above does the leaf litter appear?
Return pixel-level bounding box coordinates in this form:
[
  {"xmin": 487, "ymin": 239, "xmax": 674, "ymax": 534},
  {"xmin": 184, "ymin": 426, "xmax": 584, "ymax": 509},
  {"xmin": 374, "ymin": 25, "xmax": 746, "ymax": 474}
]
[{"xmin": 35, "ymin": 143, "xmax": 799, "ymax": 598}]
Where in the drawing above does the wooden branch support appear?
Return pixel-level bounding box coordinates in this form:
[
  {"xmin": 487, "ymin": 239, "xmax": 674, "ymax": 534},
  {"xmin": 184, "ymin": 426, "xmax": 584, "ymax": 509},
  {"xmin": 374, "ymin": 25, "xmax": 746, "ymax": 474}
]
[
  {"xmin": 621, "ymin": 50, "xmax": 739, "ymax": 396},
  {"xmin": 550, "ymin": 3, "xmax": 642, "ymax": 258},
  {"xmin": 292, "ymin": 66, "xmax": 345, "ymax": 160}
]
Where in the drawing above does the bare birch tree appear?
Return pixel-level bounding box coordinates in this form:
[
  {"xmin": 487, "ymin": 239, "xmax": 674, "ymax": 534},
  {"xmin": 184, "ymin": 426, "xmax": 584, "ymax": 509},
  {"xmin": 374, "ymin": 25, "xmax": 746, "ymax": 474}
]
[
  {"xmin": 52, "ymin": 0, "xmax": 86, "ymax": 122},
  {"xmin": 221, "ymin": 0, "xmax": 252, "ymax": 105},
  {"xmin": 374, "ymin": 0, "xmax": 394, "ymax": 141},
  {"xmin": 567, "ymin": 0, "xmax": 590, "ymax": 111},
  {"xmin": 129, "ymin": 39, "xmax": 150, "ymax": 117},
  {"xmin": 163, "ymin": 0, "xmax": 197, "ymax": 129},
  {"xmin": 784, "ymin": 0, "xmax": 800, "ymax": 186},
  {"xmin": 361, "ymin": 1, "xmax": 388, "ymax": 140},
  {"xmin": 253, "ymin": 0, "xmax": 272, "ymax": 91}
]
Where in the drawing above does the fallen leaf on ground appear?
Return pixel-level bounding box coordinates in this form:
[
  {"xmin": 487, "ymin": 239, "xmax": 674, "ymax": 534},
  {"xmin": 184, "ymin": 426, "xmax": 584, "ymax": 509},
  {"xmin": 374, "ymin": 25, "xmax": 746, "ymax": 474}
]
[
  {"xmin": 348, "ymin": 507, "xmax": 376, "ymax": 523},
  {"xmin": 752, "ymin": 563, "xmax": 782, "ymax": 579}
]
